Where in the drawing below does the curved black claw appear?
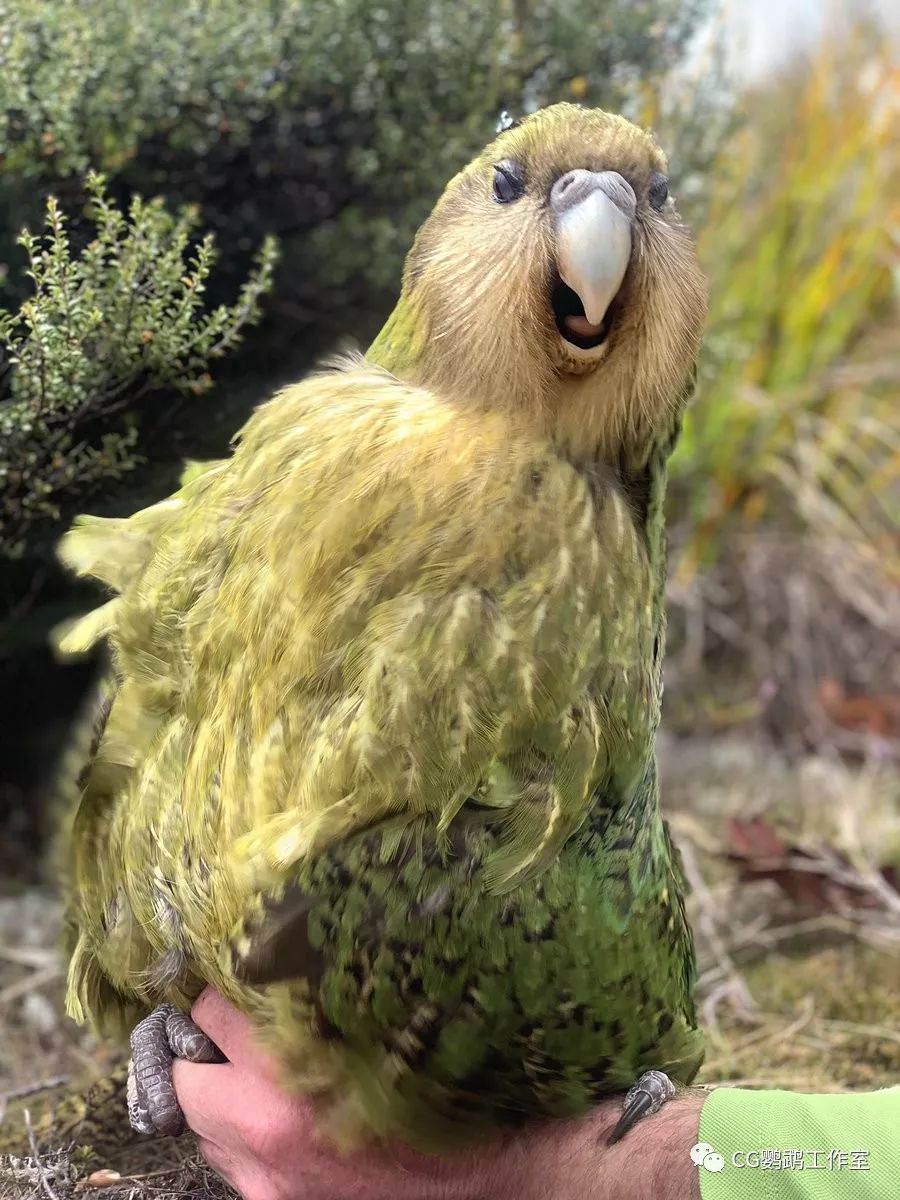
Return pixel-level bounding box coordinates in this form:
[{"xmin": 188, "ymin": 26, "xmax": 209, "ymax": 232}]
[
  {"xmin": 128, "ymin": 1003, "xmax": 226, "ymax": 1137},
  {"xmin": 606, "ymin": 1069, "xmax": 676, "ymax": 1145}
]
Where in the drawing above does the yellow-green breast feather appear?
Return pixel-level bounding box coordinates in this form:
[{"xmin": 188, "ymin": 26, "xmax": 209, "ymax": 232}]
[{"xmin": 62, "ymin": 359, "xmax": 656, "ymax": 1006}]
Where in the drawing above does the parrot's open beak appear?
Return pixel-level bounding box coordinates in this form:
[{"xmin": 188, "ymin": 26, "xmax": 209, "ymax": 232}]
[{"xmin": 550, "ymin": 170, "xmax": 636, "ymax": 355}]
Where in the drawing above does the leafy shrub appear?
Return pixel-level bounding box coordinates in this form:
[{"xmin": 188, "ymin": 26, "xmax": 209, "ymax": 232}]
[
  {"xmin": 0, "ymin": 0, "xmax": 708, "ymax": 342},
  {"xmin": 0, "ymin": 173, "xmax": 277, "ymax": 559}
]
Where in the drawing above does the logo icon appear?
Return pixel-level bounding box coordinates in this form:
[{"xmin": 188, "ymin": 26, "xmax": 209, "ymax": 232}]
[{"xmin": 690, "ymin": 1142, "xmax": 725, "ymax": 1173}]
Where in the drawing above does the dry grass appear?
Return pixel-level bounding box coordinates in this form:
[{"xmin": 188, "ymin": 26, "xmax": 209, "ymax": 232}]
[
  {"xmin": 662, "ymin": 734, "xmax": 900, "ymax": 1094},
  {"xmin": 667, "ymin": 26, "xmax": 900, "ymax": 734},
  {"xmin": 0, "ymin": 1150, "xmax": 233, "ymax": 1200},
  {"xmin": 0, "ymin": 891, "xmax": 233, "ymax": 1199}
]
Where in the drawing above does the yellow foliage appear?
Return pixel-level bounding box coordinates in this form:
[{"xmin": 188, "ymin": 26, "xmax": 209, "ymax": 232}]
[{"xmin": 672, "ymin": 27, "xmax": 900, "ymax": 585}]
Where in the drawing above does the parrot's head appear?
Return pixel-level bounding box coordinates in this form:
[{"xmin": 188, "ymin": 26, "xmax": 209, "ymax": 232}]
[{"xmin": 370, "ymin": 103, "xmax": 707, "ymax": 460}]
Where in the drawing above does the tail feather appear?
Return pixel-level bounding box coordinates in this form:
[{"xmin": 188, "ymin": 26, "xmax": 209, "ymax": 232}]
[
  {"xmin": 52, "ymin": 599, "xmax": 121, "ymax": 659},
  {"xmin": 51, "ymin": 460, "xmax": 226, "ymax": 662},
  {"xmin": 56, "ymin": 499, "xmax": 184, "ymax": 593}
]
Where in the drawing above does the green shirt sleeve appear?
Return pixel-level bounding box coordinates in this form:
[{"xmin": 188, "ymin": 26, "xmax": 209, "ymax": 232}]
[{"xmin": 697, "ymin": 1087, "xmax": 900, "ymax": 1199}]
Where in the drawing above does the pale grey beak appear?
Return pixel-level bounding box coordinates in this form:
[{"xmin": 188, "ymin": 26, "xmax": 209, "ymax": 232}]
[{"xmin": 551, "ymin": 170, "xmax": 636, "ymax": 327}]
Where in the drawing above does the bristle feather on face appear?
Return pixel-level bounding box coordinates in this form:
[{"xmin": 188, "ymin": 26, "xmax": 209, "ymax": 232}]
[{"xmin": 369, "ymin": 102, "xmax": 706, "ymax": 463}]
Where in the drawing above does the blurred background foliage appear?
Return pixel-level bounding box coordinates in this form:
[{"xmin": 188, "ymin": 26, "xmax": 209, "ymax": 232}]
[
  {"xmin": 666, "ymin": 23, "xmax": 900, "ymax": 749},
  {"xmin": 0, "ymin": 0, "xmax": 897, "ymax": 858}
]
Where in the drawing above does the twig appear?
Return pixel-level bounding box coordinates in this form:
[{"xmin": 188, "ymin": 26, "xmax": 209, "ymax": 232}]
[
  {"xmin": 116, "ymin": 1166, "xmax": 188, "ymax": 1183},
  {"xmin": 700, "ymin": 997, "xmax": 817, "ymax": 1074},
  {"xmin": 695, "ymin": 907, "xmax": 900, "ymax": 992},
  {"xmin": 24, "ymin": 1108, "xmax": 60, "ymax": 1200},
  {"xmin": 678, "ymin": 839, "xmax": 757, "ymax": 1031},
  {"xmin": 0, "ymin": 944, "xmax": 57, "ymax": 969},
  {"xmin": 767, "ymin": 850, "xmax": 900, "ymax": 918},
  {"xmin": 0, "ymin": 1075, "xmax": 71, "ymax": 1104},
  {"xmin": 721, "ymin": 912, "xmax": 868, "ymax": 958},
  {"xmin": 700, "ymin": 978, "xmax": 762, "ymax": 1034},
  {"xmin": 0, "ymin": 963, "xmax": 61, "ymax": 1008},
  {"xmin": 702, "ymin": 924, "xmax": 899, "ymax": 985},
  {"xmin": 818, "ymin": 1018, "xmax": 900, "ymax": 1046},
  {"xmin": 835, "ymin": 800, "xmax": 900, "ymax": 919}
]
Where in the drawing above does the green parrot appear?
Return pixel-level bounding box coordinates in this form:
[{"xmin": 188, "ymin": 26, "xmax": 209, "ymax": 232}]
[{"xmin": 54, "ymin": 103, "xmax": 707, "ymax": 1153}]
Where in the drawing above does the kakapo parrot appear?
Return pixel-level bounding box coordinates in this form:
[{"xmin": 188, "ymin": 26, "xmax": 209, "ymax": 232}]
[{"xmin": 54, "ymin": 103, "xmax": 708, "ymax": 1153}]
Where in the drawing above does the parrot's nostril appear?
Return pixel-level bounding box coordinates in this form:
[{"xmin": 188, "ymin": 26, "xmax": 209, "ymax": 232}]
[
  {"xmin": 550, "ymin": 170, "xmax": 591, "ymax": 213},
  {"xmin": 550, "ymin": 169, "xmax": 637, "ymax": 219}
]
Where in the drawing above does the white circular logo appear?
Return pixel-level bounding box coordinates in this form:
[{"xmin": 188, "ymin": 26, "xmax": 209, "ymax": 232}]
[{"xmin": 690, "ymin": 1143, "xmax": 726, "ymax": 1172}]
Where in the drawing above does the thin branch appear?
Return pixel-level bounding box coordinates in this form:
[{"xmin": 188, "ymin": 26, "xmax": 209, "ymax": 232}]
[
  {"xmin": 0, "ymin": 963, "xmax": 61, "ymax": 1008},
  {"xmin": 24, "ymin": 1109, "xmax": 60, "ymax": 1200},
  {"xmin": 678, "ymin": 838, "xmax": 757, "ymax": 1032},
  {"xmin": 0, "ymin": 944, "xmax": 57, "ymax": 969},
  {"xmin": 0, "ymin": 1075, "xmax": 70, "ymax": 1104},
  {"xmin": 701, "ymin": 996, "xmax": 816, "ymax": 1074}
]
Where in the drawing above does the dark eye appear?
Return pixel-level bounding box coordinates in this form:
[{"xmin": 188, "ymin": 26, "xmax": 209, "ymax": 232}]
[
  {"xmin": 648, "ymin": 173, "xmax": 669, "ymax": 210},
  {"xmin": 492, "ymin": 161, "xmax": 525, "ymax": 204}
]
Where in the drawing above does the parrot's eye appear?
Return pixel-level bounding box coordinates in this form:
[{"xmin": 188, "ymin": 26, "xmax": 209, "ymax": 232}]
[
  {"xmin": 492, "ymin": 161, "xmax": 526, "ymax": 204},
  {"xmin": 648, "ymin": 173, "xmax": 669, "ymax": 210}
]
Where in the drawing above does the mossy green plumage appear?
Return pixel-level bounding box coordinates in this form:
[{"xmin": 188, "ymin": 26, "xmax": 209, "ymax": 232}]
[{"xmin": 55, "ymin": 104, "xmax": 707, "ymax": 1151}]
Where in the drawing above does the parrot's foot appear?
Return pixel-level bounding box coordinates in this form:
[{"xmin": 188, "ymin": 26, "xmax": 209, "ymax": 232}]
[
  {"xmin": 128, "ymin": 1003, "xmax": 225, "ymax": 1137},
  {"xmin": 606, "ymin": 1070, "xmax": 676, "ymax": 1145}
]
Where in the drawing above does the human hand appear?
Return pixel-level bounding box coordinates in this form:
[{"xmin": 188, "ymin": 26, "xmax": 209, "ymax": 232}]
[
  {"xmin": 174, "ymin": 987, "xmax": 703, "ymax": 1200},
  {"xmin": 173, "ymin": 988, "xmax": 517, "ymax": 1200}
]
